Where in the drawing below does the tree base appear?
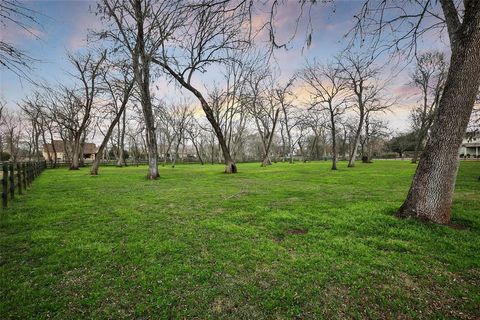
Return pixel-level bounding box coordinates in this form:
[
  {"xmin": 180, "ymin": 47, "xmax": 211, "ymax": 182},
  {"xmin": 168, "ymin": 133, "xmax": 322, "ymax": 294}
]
[
  {"xmin": 224, "ymin": 162, "xmax": 237, "ymax": 173},
  {"xmin": 396, "ymin": 202, "xmax": 450, "ymax": 225}
]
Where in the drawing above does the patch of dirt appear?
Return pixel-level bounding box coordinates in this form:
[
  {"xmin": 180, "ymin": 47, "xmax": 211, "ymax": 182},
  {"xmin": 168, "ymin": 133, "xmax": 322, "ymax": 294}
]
[{"xmin": 213, "ymin": 207, "xmax": 225, "ymax": 214}]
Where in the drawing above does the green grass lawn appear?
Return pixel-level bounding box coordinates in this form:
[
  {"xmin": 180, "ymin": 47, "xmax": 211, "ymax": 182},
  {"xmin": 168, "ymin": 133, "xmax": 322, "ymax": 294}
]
[{"xmin": 1, "ymin": 161, "xmax": 479, "ymax": 319}]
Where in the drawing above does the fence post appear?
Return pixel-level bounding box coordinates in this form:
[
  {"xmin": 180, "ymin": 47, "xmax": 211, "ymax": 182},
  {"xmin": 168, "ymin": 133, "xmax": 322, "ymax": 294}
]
[
  {"xmin": 17, "ymin": 163, "xmax": 22, "ymax": 195},
  {"xmin": 2, "ymin": 164, "xmax": 8, "ymax": 208},
  {"xmin": 9, "ymin": 163, "xmax": 14, "ymax": 200}
]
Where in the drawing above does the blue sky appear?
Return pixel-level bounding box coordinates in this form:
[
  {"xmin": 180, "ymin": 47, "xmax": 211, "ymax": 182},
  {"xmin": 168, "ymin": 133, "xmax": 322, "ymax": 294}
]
[{"xmin": 0, "ymin": 0, "xmax": 450, "ymax": 132}]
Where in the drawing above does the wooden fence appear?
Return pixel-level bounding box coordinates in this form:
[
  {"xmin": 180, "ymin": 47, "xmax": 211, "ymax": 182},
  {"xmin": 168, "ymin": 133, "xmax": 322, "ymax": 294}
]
[{"xmin": 1, "ymin": 161, "xmax": 47, "ymax": 209}]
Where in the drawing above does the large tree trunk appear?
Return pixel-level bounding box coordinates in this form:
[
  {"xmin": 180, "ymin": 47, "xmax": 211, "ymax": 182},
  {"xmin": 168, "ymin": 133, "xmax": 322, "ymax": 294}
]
[{"xmin": 397, "ymin": 19, "xmax": 480, "ymax": 224}]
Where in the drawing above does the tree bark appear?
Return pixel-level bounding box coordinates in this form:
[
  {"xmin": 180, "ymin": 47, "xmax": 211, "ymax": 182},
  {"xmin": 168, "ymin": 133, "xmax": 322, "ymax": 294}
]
[{"xmin": 397, "ymin": 12, "xmax": 480, "ymax": 224}]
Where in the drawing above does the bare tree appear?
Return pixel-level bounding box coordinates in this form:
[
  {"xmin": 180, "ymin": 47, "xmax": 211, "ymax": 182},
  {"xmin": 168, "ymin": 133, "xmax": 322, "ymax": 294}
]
[
  {"xmin": 246, "ymin": 68, "xmax": 281, "ymax": 166},
  {"xmin": 409, "ymin": 51, "xmax": 448, "ymax": 164},
  {"xmin": 19, "ymin": 93, "xmax": 44, "ymax": 161},
  {"xmin": 301, "ymin": 62, "xmax": 347, "ymax": 170},
  {"xmin": 100, "ymin": 0, "xmax": 184, "ymax": 179},
  {"xmin": 151, "ymin": 0, "xmax": 251, "ymax": 173},
  {"xmin": 360, "ymin": 114, "xmax": 389, "ymax": 162},
  {"xmin": 67, "ymin": 51, "xmax": 105, "ymax": 170},
  {"xmin": 337, "ymin": 53, "xmax": 384, "ymax": 167},
  {"xmin": 167, "ymin": 102, "xmax": 193, "ymax": 168},
  {"xmin": 186, "ymin": 119, "xmax": 206, "ymax": 165},
  {"xmin": 272, "ymin": 78, "xmax": 297, "ymax": 164},
  {"xmin": 91, "ymin": 61, "xmax": 135, "ymax": 175}
]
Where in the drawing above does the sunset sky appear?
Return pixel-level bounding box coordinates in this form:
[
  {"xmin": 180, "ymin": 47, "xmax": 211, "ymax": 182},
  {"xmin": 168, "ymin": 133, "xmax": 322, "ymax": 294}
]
[{"xmin": 0, "ymin": 0, "xmax": 451, "ymax": 132}]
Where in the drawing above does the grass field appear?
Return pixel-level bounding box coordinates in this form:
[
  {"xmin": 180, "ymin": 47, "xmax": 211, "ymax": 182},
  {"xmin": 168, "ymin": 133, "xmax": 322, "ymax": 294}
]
[{"xmin": 1, "ymin": 160, "xmax": 479, "ymax": 319}]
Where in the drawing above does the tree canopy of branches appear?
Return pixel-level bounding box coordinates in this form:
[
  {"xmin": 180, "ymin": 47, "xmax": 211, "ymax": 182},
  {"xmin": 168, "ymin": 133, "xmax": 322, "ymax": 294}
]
[{"xmin": 0, "ymin": 0, "xmax": 40, "ymax": 79}]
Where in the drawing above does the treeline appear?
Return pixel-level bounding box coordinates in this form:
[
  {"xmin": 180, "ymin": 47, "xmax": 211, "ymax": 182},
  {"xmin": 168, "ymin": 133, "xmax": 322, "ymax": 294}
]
[{"xmin": 0, "ymin": 47, "xmax": 451, "ymax": 172}]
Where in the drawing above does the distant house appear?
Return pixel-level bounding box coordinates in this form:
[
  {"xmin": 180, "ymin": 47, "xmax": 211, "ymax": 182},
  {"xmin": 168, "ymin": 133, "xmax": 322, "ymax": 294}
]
[
  {"xmin": 42, "ymin": 140, "xmax": 97, "ymax": 162},
  {"xmin": 459, "ymin": 132, "xmax": 480, "ymax": 158}
]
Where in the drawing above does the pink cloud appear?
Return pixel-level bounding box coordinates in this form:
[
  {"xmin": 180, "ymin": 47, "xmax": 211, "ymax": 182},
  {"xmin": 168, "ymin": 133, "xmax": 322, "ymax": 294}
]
[{"xmin": 65, "ymin": 4, "xmax": 103, "ymax": 51}]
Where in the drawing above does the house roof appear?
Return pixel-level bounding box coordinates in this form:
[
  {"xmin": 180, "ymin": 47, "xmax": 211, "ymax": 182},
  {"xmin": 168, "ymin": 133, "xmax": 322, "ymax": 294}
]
[
  {"xmin": 43, "ymin": 140, "xmax": 65, "ymax": 153},
  {"xmin": 43, "ymin": 140, "xmax": 97, "ymax": 154}
]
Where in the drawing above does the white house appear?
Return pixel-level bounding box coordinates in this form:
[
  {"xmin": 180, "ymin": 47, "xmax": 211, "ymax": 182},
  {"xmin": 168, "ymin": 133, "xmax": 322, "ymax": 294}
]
[{"xmin": 459, "ymin": 132, "xmax": 480, "ymax": 158}]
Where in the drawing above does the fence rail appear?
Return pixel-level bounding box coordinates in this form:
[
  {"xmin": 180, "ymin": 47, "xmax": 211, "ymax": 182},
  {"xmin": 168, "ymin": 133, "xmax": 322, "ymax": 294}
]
[{"xmin": 1, "ymin": 161, "xmax": 47, "ymax": 209}]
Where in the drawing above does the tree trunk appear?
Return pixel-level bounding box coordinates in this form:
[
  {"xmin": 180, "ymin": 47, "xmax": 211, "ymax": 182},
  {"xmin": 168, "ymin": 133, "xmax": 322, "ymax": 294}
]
[
  {"xmin": 120, "ymin": 107, "xmax": 127, "ymax": 166},
  {"xmin": 70, "ymin": 139, "xmax": 81, "ymax": 170},
  {"xmin": 171, "ymin": 137, "xmax": 181, "ymax": 168},
  {"xmin": 116, "ymin": 109, "xmax": 127, "ymax": 167},
  {"xmin": 261, "ymin": 109, "xmax": 280, "ymax": 167},
  {"xmin": 79, "ymin": 135, "xmax": 86, "ymax": 167},
  {"xmin": 397, "ymin": 22, "xmax": 480, "ymax": 224},
  {"xmin": 133, "ymin": 0, "xmax": 159, "ymax": 180},
  {"xmin": 41, "ymin": 129, "xmax": 52, "ymax": 165},
  {"xmin": 348, "ymin": 112, "xmax": 364, "ymax": 167},
  {"xmin": 49, "ymin": 130, "xmax": 57, "ymax": 167},
  {"xmin": 330, "ymin": 111, "xmax": 337, "ymax": 170},
  {"xmin": 192, "ymin": 140, "xmax": 204, "ymax": 165}
]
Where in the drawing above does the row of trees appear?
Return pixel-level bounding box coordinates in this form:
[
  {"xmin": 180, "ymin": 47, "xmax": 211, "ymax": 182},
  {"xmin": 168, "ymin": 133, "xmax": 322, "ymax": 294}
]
[{"xmin": 0, "ymin": 57, "xmax": 394, "ymax": 167}]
